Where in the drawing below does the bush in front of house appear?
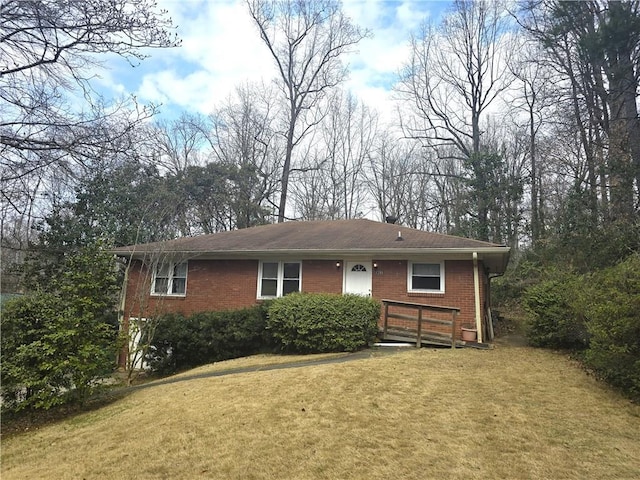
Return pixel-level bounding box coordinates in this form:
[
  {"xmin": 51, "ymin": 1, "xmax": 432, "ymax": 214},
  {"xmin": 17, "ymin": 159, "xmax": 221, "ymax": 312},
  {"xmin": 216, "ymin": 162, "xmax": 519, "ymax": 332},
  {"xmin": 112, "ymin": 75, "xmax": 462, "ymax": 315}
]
[
  {"xmin": 1, "ymin": 292, "xmax": 119, "ymax": 413},
  {"xmin": 267, "ymin": 293, "xmax": 380, "ymax": 353},
  {"xmin": 146, "ymin": 303, "xmax": 271, "ymax": 374}
]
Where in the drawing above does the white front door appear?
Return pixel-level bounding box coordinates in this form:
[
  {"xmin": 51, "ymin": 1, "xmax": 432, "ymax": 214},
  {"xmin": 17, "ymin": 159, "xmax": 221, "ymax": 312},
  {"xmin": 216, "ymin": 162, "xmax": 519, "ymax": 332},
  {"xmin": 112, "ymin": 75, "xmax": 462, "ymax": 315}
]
[{"xmin": 344, "ymin": 261, "xmax": 372, "ymax": 296}]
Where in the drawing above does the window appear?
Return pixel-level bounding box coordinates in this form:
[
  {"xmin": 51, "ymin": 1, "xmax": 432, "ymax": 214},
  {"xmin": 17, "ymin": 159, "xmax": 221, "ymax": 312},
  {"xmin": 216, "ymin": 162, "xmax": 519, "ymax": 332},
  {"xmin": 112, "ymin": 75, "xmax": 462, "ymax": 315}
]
[
  {"xmin": 259, "ymin": 261, "xmax": 301, "ymax": 298},
  {"xmin": 152, "ymin": 261, "xmax": 187, "ymax": 295},
  {"xmin": 408, "ymin": 261, "xmax": 444, "ymax": 293}
]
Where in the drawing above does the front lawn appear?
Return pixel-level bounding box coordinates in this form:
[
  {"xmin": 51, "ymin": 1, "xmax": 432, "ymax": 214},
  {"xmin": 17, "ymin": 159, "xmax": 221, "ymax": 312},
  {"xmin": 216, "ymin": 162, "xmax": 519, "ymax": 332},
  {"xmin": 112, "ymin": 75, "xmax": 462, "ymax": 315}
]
[{"xmin": 2, "ymin": 344, "xmax": 639, "ymax": 479}]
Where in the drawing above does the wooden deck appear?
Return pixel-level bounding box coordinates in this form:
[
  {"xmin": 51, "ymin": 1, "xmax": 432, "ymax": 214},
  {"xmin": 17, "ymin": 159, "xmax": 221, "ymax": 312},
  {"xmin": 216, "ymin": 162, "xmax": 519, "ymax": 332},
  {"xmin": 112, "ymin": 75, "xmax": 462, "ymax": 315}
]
[
  {"xmin": 378, "ymin": 299, "xmax": 491, "ymax": 349},
  {"xmin": 380, "ymin": 326, "xmax": 462, "ymax": 347},
  {"xmin": 380, "ymin": 299, "xmax": 459, "ymax": 348}
]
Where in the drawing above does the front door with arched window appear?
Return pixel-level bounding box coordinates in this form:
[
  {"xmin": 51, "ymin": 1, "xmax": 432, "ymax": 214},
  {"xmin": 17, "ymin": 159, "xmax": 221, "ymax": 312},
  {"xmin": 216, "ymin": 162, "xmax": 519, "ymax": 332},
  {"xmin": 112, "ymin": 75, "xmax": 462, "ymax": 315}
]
[{"xmin": 344, "ymin": 261, "xmax": 372, "ymax": 296}]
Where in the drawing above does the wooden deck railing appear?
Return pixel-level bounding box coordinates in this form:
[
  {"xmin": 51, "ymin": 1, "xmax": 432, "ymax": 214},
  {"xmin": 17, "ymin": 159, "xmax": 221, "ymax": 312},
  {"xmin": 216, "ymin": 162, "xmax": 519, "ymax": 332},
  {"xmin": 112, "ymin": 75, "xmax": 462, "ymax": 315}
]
[{"xmin": 381, "ymin": 299, "xmax": 460, "ymax": 348}]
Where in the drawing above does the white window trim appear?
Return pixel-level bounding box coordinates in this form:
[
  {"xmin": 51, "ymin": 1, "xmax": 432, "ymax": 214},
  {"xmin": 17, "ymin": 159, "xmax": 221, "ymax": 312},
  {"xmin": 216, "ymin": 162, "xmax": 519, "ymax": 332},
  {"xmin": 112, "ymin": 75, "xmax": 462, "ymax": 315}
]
[
  {"xmin": 151, "ymin": 261, "xmax": 188, "ymax": 297},
  {"xmin": 257, "ymin": 260, "xmax": 302, "ymax": 299},
  {"xmin": 407, "ymin": 260, "xmax": 445, "ymax": 294}
]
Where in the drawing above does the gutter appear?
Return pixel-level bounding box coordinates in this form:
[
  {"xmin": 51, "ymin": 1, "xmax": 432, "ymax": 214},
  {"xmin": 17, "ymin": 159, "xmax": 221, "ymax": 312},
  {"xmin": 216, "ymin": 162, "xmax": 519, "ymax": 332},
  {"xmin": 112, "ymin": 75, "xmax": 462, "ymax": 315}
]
[
  {"xmin": 113, "ymin": 246, "xmax": 510, "ymax": 257},
  {"xmin": 113, "ymin": 246, "xmax": 510, "ymax": 271}
]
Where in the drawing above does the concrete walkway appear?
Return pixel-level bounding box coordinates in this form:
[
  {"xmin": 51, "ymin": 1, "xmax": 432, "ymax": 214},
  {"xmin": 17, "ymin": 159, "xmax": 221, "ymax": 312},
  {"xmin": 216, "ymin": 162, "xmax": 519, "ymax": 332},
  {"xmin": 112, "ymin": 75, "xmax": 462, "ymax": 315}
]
[{"xmin": 122, "ymin": 346, "xmax": 410, "ymax": 393}]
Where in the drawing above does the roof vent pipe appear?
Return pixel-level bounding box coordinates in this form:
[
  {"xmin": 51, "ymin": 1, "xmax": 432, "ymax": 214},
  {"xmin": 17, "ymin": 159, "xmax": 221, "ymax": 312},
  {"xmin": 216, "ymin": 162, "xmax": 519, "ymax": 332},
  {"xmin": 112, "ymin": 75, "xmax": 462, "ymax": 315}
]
[
  {"xmin": 396, "ymin": 231, "xmax": 404, "ymax": 241},
  {"xmin": 385, "ymin": 215, "xmax": 398, "ymax": 224}
]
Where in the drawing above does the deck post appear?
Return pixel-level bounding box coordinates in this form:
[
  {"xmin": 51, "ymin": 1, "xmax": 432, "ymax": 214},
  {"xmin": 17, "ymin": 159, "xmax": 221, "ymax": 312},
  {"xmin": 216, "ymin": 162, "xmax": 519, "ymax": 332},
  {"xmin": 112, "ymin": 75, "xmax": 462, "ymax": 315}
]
[
  {"xmin": 451, "ymin": 310, "xmax": 458, "ymax": 348},
  {"xmin": 416, "ymin": 306, "xmax": 423, "ymax": 348},
  {"xmin": 383, "ymin": 301, "xmax": 389, "ymax": 338},
  {"xmin": 473, "ymin": 252, "xmax": 483, "ymax": 343}
]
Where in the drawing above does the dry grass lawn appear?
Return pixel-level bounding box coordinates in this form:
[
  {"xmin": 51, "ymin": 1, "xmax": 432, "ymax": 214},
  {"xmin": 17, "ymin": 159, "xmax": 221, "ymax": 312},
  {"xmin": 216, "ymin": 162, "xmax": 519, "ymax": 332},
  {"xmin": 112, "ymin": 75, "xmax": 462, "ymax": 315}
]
[{"xmin": 2, "ymin": 343, "xmax": 639, "ymax": 479}]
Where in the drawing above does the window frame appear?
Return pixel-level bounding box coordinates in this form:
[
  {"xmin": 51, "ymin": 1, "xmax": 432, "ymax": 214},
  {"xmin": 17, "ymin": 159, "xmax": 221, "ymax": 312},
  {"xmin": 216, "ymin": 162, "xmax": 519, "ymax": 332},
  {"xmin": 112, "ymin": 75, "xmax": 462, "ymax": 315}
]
[
  {"xmin": 151, "ymin": 261, "xmax": 188, "ymax": 297},
  {"xmin": 407, "ymin": 260, "xmax": 445, "ymax": 294},
  {"xmin": 257, "ymin": 260, "xmax": 302, "ymax": 299}
]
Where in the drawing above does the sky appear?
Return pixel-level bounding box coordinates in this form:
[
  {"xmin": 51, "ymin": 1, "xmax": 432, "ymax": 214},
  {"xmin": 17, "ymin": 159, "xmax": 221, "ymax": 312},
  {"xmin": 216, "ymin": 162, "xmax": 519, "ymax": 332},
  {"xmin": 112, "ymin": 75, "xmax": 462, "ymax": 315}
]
[{"xmin": 96, "ymin": 0, "xmax": 452, "ymax": 124}]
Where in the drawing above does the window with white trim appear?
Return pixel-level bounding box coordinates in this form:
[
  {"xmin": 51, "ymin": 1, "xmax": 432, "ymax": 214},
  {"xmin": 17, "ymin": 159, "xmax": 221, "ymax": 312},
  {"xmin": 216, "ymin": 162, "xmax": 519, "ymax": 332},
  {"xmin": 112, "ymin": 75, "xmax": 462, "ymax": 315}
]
[
  {"xmin": 152, "ymin": 261, "xmax": 187, "ymax": 295},
  {"xmin": 259, "ymin": 261, "xmax": 301, "ymax": 298},
  {"xmin": 408, "ymin": 261, "xmax": 444, "ymax": 293}
]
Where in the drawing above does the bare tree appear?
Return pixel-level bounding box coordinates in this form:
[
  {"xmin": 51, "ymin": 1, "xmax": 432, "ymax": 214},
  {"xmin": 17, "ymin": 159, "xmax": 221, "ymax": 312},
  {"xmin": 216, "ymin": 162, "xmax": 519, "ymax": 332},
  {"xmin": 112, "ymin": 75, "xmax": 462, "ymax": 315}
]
[
  {"xmin": 1, "ymin": 0, "xmax": 179, "ymax": 286},
  {"xmin": 398, "ymin": 0, "xmax": 513, "ymax": 157},
  {"xmin": 324, "ymin": 91, "xmax": 378, "ymax": 219},
  {"xmin": 366, "ymin": 133, "xmax": 421, "ymax": 225},
  {"xmin": 1, "ymin": 0, "xmax": 179, "ymax": 179},
  {"xmin": 208, "ymin": 83, "xmax": 283, "ymax": 227},
  {"xmin": 397, "ymin": 0, "xmax": 515, "ymax": 240},
  {"xmin": 290, "ymin": 152, "xmax": 334, "ymax": 220},
  {"xmin": 415, "ymin": 146, "xmax": 468, "ymax": 234},
  {"xmin": 293, "ymin": 90, "xmax": 377, "ymax": 220},
  {"xmin": 246, "ymin": 0, "xmax": 369, "ymax": 222},
  {"xmin": 151, "ymin": 113, "xmax": 211, "ymax": 176},
  {"xmin": 508, "ymin": 40, "xmax": 556, "ymax": 243}
]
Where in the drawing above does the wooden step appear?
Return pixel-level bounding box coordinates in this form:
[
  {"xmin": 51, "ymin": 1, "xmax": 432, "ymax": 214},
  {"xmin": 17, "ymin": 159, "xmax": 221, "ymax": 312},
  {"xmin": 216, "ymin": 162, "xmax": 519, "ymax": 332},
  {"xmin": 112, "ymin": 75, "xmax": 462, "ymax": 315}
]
[{"xmin": 380, "ymin": 329, "xmax": 458, "ymax": 348}]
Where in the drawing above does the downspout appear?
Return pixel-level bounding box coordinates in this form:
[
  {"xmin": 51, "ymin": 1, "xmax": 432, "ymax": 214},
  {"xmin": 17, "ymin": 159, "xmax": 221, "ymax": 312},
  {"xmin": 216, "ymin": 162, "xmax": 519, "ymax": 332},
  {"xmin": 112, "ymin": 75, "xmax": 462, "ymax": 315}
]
[{"xmin": 473, "ymin": 252, "xmax": 483, "ymax": 343}]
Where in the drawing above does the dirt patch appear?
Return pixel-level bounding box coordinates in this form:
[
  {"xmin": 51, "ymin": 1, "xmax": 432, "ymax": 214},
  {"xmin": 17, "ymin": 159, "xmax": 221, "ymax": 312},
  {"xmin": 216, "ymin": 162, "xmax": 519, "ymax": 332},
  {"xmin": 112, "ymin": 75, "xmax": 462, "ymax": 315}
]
[
  {"xmin": 493, "ymin": 332, "xmax": 529, "ymax": 347},
  {"xmin": 492, "ymin": 308, "xmax": 529, "ymax": 347}
]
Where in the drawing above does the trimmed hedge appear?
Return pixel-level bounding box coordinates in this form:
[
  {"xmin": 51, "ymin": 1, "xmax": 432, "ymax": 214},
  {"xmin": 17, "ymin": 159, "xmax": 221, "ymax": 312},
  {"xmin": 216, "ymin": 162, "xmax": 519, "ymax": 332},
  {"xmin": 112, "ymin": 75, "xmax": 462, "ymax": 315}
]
[
  {"xmin": 146, "ymin": 303, "xmax": 271, "ymax": 374},
  {"xmin": 267, "ymin": 293, "xmax": 380, "ymax": 353},
  {"xmin": 146, "ymin": 294, "xmax": 380, "ymax": 374}
]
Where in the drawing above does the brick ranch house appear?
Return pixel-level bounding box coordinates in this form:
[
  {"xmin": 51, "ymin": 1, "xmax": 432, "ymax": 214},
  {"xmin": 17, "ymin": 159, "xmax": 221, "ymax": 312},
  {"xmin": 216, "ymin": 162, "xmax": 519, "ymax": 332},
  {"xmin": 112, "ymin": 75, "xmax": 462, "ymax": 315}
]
[{"xmin": 113, "ymin": 219, "xmax": 510, "ymax": 353}]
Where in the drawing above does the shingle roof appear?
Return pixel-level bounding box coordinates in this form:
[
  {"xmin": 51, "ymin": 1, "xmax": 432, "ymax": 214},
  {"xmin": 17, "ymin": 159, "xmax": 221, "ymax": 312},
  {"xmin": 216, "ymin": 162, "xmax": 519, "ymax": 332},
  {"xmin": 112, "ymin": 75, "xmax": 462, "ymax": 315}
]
[{"xmin": 113, "ymin": 219, "xmax": 510, "ymax": 272}]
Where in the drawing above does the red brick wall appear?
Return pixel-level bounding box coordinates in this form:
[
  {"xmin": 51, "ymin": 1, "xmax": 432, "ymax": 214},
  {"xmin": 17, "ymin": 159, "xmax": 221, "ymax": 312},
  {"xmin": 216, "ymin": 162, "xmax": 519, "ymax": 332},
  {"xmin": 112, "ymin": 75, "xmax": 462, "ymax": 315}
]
[
  {"xmin": 124, "ymin": 259, "xmax": 345, "ymax": 317},
  {"xmin": 302, "ymin": 260, "xmax": 343, "ymax": 294},
  {"xmin": 371, "ymin": 260, "xmax": 480, "ymax": 337},
  {"xmin": 124, "ymin": 259, "xmax": 260, "ymax": 319},
  {"xmin": 123, "ymin": 257, "xmax": 487, "ymax": 339}
]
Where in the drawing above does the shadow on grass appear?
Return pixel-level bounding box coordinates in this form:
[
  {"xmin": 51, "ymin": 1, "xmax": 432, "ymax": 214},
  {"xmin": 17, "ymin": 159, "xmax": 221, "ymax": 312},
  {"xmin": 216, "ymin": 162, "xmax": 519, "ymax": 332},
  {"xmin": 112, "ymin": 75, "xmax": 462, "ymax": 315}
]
[
  {"xmin": 1, "ymin": 387, "xmax": 130, "ymax": 437},
  {"xmin": 121, "ymin": 347, "xmax": 405, "ymax": 392},
  {"xmin": 1, "ymin": 347, "xmax": 406, "ymax": 437}
]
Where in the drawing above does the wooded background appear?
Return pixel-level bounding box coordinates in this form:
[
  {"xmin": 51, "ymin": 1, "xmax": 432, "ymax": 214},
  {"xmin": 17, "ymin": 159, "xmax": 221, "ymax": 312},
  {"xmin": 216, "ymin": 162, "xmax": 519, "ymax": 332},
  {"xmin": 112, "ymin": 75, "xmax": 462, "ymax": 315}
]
[{"xmin": 2, "ymin": 0, "xmax": 639, "ymax": 290}]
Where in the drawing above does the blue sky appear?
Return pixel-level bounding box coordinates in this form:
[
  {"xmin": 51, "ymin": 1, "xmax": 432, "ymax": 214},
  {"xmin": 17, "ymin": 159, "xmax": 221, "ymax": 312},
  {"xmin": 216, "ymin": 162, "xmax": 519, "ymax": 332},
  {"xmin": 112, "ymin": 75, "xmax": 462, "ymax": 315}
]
[{"xmin": 95, "ymin": 0, "xmax": 452, "ymax": 123}]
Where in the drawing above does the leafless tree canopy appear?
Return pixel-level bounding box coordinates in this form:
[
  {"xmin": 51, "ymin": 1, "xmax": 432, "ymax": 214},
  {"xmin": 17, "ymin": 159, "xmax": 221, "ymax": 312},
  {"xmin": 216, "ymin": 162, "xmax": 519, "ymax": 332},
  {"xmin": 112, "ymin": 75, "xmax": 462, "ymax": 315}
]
[
  {"xmin": 247, "ymin": 0, "xmax": 370, "ymax": 222},
  {"xmin": 0, "ymin": 0, "xmax": 180, "ymax": 290},
  {"xmin": 3, "ymin": 0, "xmax": 640, "ymax": 293},
  {"xmin": 0, "ymin": 0, "xmax": 179, "ymax": 181}
]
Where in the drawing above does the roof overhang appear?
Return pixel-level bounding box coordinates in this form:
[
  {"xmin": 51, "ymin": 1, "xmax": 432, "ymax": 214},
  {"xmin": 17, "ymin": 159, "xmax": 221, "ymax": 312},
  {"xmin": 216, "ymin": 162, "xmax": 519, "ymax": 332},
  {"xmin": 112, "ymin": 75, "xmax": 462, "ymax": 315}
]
[{"xmin": 114, "ymin": 246, "xmax": 511, "ymax": 275}]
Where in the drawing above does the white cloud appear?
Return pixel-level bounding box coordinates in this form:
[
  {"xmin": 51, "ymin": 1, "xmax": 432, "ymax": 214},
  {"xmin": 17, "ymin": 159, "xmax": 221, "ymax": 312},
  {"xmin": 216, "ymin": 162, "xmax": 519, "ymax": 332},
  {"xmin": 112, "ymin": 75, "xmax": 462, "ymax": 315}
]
[
  {"xmin": 137, "ymin": 69, "xmax": 224, "ymax": 113},
  {"xmin": 130, "ymin": 0, "xmax": 274, "ymax": 113},
  {"xmin": 169, "ymin": 1, "xmax": 273, "ymax": 76},
  {"xmin": 92, "ymin": 69, "xmax": 128, "ymax": 97},
  {"xmin": 100, "ymin": 1, "xmax": 448, "ymax": 122}
]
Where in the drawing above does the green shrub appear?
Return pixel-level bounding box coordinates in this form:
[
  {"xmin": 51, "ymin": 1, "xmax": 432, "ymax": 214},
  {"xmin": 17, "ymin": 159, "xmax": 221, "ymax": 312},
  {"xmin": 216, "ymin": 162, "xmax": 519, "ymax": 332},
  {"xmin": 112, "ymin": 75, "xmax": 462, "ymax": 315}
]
[
  {"xmin": 522, "ymin": 270, "xmax": 588, "ymax": 349},
  {"xmin": 1, "ymin": 293, "xmax": 118, "ymax": 413},
  {"xmin": 0, "ymin": 244, "xmax": 120, "ymax": 413},
  {"xmin": 267, "ymin": 293, "xmax": 380, "ymax": 353},
  {"xmin": 581, "ymin": 255, "xmax": 640, "ymax": 399},
  {"xmin": 522, "ymin": 255, "xmax": 640, "ymax": 400},
  {"xmin": 147, "ymin": 304, "xmax": 271, "ymax": 374},
  {"xmin": 144, "ymin": 313, "xmax": 187, "ymax": 374},
  {"xmin": 492, "ymin": 257, "xmax": 544, "ymax": 308}
]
